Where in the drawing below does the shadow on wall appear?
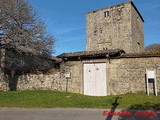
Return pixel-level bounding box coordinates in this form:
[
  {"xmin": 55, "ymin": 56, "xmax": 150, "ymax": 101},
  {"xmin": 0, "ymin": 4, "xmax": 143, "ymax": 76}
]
[
  {"xmin": 4, "ymin": 67, "xmax": 59, "ymax": 91},
  {"xmin": 4, "ymin": 73, "xmax": 20, "ymax": 91}
]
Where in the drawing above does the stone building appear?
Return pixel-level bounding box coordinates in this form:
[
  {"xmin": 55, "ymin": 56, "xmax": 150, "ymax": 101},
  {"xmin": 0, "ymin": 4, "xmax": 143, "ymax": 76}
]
[
  {"xmin": 58, "ymin": 49, "xmax": 160, "ymax": 96},
  {"xmin": 86, "ymin": 1, "xmax": 144, "ymax": 53},
  {"xmin": 0, "ymin": 1, "xmax": 159, "ymax": 96}
]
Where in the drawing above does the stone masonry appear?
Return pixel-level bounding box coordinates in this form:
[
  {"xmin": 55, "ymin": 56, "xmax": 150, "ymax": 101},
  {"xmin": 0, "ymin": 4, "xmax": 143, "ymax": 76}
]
[
  {"xmin": 107, "ymin": 57, "xmax": 160, "ymax": 95},
  {"xmin": 86, "ymin": 2, "xmax": 144, "ymax": 53},
  {"xmin": 1, "ymin": 56, "xmax": 160, "ymax": 95}
]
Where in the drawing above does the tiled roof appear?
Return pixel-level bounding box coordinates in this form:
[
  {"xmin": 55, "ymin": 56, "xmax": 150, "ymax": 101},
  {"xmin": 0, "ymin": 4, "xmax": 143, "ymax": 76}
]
[
  {"xmin": 58, "ymin": 49, "xmax": 125, "ymax": 59},
  {"xmin": 0, "ymin": 44, "xmax": 58, "ymax": 61},
  {"xmin": 58, "ymin": 49, "xmax": 160, "ymax": 60},
  {"xmin": 121, "ymin": 49, "xmax": 160, "ymax": 58}
]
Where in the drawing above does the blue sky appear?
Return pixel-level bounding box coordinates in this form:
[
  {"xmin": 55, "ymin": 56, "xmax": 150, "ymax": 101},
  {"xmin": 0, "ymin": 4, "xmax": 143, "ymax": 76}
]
[{"xmin": 29, "ymin": 0, "xmax": 160, "ymax": 56}]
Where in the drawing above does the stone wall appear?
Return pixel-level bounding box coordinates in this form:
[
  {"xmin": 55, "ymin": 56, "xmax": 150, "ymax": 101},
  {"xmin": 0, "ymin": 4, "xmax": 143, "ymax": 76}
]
[
  {"xmin": 59, "ymin": 61, "xmax": 83, "ymax": 93},
  {"xmin": 86, "ymin": 2, "xmax": 144, "ymax": 53},
  {"xmin": 0, "ymin": 55, "xmax": 160, "ymax": 96},
  {"xmin": 0, "ymin": 71, "xmax": 7, "ymax": 90},
  {"xmin": 0, "ymin": 48, "xmax": 6, "ymax": 90},
  {"xmin": 107, "ymin": 57, "xmax": 160, "ymax": 95},
  {"xmin": 0, "ymin": 60, "xmax": 83, "ymax": 93},
  {"xmin": 16, "ymin": 61, "xmax": 82, "ymax": 93},
  {"xmin": 16, "ymin": 69, "xmax": 61, "ymax": 91},
  {"xmin": 131, "ymin": 4, "xmax": 144, "ymax": 52},
  {"xmin": 57, "ymin": 57, "xmax": 160, "ymax": 95},
  {"xmin": 0, "ymin": 68, "xmax": 61, "ymax": 91},
  {"xmin": 0, "ymin": 46, "xmax": 57, "ymax": 91}
]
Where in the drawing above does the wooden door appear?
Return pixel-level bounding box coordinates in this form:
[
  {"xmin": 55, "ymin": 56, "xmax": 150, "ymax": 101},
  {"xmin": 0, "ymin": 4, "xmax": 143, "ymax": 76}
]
[{"xmin": 83, "ymin": 63, "xmax": 107, "ymax": 96}]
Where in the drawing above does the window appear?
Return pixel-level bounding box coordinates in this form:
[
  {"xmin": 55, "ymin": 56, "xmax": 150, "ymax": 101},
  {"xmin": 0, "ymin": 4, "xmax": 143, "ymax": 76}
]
[
  {"xmin": 100, "ymin": 28, "xmax": 102, "ymax": 33},
  {"xmin": 104, "ymin": 11, "xmax": 109, "ymax": 17},
  {"xmin": 94, "ymin": 30, "xmax": 97, "ymax": 35},
  {"xmin": 103, "ymin": 47, "xmax": 108, "ymax": 50},
  {"xmin": 137, "ymin": 42, "xmax": 140, "ymax": 51}
]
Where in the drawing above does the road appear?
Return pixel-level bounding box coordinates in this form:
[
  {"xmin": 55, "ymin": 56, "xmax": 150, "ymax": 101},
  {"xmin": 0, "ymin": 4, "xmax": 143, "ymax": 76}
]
[
  {"xmin": 0, "ymin": 108, "xmax": 106, "ymax": 120},
  {"xmin": 0, "ymin": 108, "xmax": 159, "ymax": 120}
]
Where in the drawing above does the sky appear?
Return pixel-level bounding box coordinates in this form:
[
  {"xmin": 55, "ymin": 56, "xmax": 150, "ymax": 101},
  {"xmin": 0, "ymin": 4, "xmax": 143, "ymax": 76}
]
[{"xmin": 29, "ymin": 0, "xmax": 160, "ymax": 56}]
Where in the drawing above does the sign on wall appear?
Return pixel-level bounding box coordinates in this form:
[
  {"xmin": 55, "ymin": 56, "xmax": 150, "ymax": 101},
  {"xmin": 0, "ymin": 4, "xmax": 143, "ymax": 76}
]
[
  {"xmin": 65, "ymin": 72, "xmax": 71, "ymax": 78},
  {"xmin": 146, "ymin": 69, "xmax": 157, "ymax": 96}
]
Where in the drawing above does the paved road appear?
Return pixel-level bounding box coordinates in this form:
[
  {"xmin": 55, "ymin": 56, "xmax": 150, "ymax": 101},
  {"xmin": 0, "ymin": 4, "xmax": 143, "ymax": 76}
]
[
  {"xmin": 0, "ymin": 108, "xmax": 107, "ymax": 120},
  {"xmin": 0, "ymin": 108, "xmax": 159, "ymax": 120}
]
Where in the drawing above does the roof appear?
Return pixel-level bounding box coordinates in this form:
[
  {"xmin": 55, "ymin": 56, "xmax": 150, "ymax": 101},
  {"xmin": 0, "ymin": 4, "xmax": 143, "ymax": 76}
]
[
  {"xmin": 0, "ymin": 44, "xmax": 57, "ymax": 62},
  {"xmin": 58, "ymin": 49, "xmax": 160, "ymax": 60},
  {"xmin": 121, "ymin": 49, "xmax": 160, "ymax": 58},
  {"xmin": 86, "ymin": 1, "xmax": 144, "ymax": 22},
  {"xmin": 58, "ymin": 49, "xmax": 125, "ymax": 60},
  {"xmin": 50, "ymin": 56, "xmax": 63, "ymax": 63}
]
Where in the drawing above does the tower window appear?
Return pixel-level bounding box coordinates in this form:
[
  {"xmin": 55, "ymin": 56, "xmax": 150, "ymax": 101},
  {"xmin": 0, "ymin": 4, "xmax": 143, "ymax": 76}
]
[
  {"xmin": 137, "ymin": 42, "xmax": 140, "ymax": 45},
  {"xmin": 104, "ymin": 11, "xmax": 109, "ymax": 17},
  {"xmin": 100, "ymin": 28, "xmax": 102, "ymax": 33},
  {"xmin": 103, "ymin": 47, "xmax": 108, "ymax": 50},
  {"xmin": 94, "ymin": 30, "xmax": 97, "ymax": 35},
  {"xmin": 137, "ymin": 42, "xmax": 140, "ymax": 51}
]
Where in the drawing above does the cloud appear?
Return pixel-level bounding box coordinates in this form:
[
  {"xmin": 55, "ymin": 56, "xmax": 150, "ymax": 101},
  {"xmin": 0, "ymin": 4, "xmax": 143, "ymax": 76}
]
[
  {"xmin": 56, "ymin": 26, "xmax": 85, "ymax": 36},
  {"xmin": 43, "ymin": 17, "xmax": 58, "ymax": 29},
  {"xmin": 63, "ymin": 37, "xmax": 85, "ymax": 42},
  {"xmin": 44, "ymin": 18, "xmax": 55, "ymax": 27}
]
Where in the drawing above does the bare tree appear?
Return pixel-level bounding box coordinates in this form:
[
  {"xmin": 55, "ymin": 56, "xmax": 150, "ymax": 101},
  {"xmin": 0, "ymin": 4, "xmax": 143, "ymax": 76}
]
[
  {"xmin": 145, "ymin": 44, "xmax": 160, "ymax": 51},
  {"xmin": 0, "ymin": 0, "xmax": 55, "ymax": 56}
]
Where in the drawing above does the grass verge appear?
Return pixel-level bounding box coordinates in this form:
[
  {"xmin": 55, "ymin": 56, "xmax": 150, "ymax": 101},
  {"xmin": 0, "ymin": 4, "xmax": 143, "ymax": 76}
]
[{"xmin": 0, "ymin": 90, "xmax": 159, "ymax": 110}]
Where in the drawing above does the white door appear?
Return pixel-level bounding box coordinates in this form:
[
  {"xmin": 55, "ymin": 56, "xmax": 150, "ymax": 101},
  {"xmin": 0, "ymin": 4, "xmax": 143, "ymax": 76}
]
[{"xmin": 83, "ymin": 63, "xmax": 107, "ymax": 96}]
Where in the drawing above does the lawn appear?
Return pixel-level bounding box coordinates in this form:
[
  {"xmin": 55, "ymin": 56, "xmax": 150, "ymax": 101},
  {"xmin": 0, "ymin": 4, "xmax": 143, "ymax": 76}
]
[{"xmin": 0, "ymin": 90, "xmax": 159, "ymax": 110}]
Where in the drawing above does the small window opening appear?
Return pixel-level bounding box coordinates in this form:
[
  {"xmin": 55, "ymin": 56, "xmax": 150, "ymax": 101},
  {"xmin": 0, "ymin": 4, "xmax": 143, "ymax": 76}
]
[
  {"xmin": 100, "ymin": 28, "xmax": 102, "ymax": 33},
  {"xmin": 137, "ymin": 42, "xmax": 140, "ymax": 51},
  {"xmin": 103, "ymin": 47, "xmax": 108, "ymax": 50},
  {"xmin": 94, "ymin": 30, "xmax": 97, "ymax": 35},
  {"xmin": 104, "ymin": 11, "xmax": 109, "ymax": 17},
  {"xmin": 93, "ymin": 11, "xmax": 96, "ymax": 14}
]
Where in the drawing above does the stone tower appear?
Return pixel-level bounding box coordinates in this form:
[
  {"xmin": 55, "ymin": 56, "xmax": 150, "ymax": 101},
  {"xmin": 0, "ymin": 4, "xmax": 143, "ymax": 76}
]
[{"xmin": 86, "ymin": 1, "xmax": 144, "ymax": 53}]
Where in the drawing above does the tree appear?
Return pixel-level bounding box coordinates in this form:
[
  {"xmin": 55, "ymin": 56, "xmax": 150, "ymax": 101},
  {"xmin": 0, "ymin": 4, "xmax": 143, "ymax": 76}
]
[
  {"xmin": 0, "ymin": 0, "xmax": 55, "ymax": 56},
  {"xmin": 145, "ymin": 44, "xmax": 160, "ymax": 51}
]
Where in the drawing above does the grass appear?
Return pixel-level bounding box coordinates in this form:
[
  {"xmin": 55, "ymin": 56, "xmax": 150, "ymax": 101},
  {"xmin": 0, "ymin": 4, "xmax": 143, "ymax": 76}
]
[{"xmin": 0, "ymin": 90, "xmax": 159, "ymax": 110}]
